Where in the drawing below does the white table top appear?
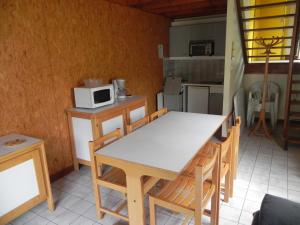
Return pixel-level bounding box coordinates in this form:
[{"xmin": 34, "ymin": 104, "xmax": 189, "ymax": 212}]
[
  {"xmin": 0, "ymin": 133, "xmax": 41, "ymax": 157},
  {"xmin": 96, "ymin": 111, "xmax": 225, "ymax": 174}
]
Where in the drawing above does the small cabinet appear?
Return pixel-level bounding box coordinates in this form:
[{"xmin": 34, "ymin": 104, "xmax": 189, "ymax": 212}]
[
  {"xmin": 67, "ymin": 96, "xmax": 147, "ymax": 170},
  {"xmin": 0, "ymin": 134, "xmax": 54, "ymax": 224}
]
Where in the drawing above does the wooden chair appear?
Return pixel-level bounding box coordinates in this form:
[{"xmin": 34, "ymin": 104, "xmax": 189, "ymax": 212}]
[
  {"xmin": 149, "ymin": 142, "xmax": 220, "ymax": 225},
  {"xmin": 150, "ymin": 108, "xmax": 168, "ymax": 121},
  {"xmin": 126, "ymin": 116, "xmax": 149, "ymax": 133},
  {"xmin": 232, "ymin": 116, "xmax": 241, "ymax": 180},
  {"xmin": 183, "ymin": 129, "xmax": 234, "ymax": 203},
  {"xmin": 89, "ymin": 128, "xmax": 158, "ymax": 222}
]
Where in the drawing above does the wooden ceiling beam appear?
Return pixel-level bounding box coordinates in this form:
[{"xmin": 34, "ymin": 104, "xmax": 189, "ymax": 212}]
[
  {"xmin": 139, "ymin": 0, "xmax": 208, "ymax": 10},
  {"xmin": 147, "ymin": 2, "xmax": 213, "ymax": 14},
  {"xmin": 165, "ymin": 8, "xmax": 227, "ymax": 18},
  {"xmin": 105, "ymin": 0, "xmax": 227, "ymax": 19},
  {"xmin": 106, "ymin": 0, "xmax": 154, "ymax": 6}
]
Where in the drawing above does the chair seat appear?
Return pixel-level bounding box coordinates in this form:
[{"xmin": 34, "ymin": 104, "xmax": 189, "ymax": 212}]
[
  {"xmin": 154, "ymin": 176, "xmax": 215, "ymax": 210},
  {"xmin": 102, "ymin": 167, "xmax": 127, "ymax": 187},
  {"xmin": 101, "ymin": 167, "xmax": 151, "ymax": 188}
]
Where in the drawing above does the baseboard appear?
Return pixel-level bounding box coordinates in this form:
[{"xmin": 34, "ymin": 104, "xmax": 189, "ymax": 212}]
[{"xmin": 50, "ymin": 165, "xmax": 74, "ymax": 182}]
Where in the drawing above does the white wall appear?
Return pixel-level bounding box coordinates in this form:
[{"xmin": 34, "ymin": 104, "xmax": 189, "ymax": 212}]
[
  {"xmin": 222, "ymin": 0, "xmax": 245, "ymax": 120},
  {"xmin": 169, "ymin": 21, "xmax": 226, "ymax": 57},
  {"xmin": 243, "ymin": 74, "xmax": 287, "ymax": 119}
]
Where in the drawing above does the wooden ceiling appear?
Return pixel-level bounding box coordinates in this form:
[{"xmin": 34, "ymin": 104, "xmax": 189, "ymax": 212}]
[{"xmin": 106, "ymin": 0, "xmax": 227, "ymax": 19}]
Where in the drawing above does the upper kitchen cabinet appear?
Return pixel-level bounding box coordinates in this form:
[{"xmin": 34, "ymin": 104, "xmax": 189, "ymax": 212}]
[{"xmin": 169, "ymin": 17, "xmax": 227, "ymax": 57}]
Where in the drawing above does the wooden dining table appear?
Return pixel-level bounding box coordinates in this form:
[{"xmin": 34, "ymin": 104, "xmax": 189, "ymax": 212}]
[{"xmin": 95, "ymin": 111, "xmax": 226, "ymax": 225}]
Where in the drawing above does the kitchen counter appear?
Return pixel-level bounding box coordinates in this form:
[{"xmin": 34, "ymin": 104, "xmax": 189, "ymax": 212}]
[{"xmin": 67, "ymin": 96, "xmax": 146, "ymax": 115}]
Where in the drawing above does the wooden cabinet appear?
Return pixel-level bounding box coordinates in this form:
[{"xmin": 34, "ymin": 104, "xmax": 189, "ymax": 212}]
[
  {"xmin": 0, "ymin": 134, "xmax": 54, "ymax": 225},
  {"xmin": 67, "ymin": 96, "xmax": 147, "ymax": 170}
]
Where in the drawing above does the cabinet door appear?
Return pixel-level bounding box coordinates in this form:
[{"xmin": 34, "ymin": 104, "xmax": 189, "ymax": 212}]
[
  {"xmin": 126, "ymin": 99, "xmax": 148, "ymax": 124},
  {"xmin": 101, "ymin": 113, "xmax": 125, "ymax": 136},
  {"xmin": 0, "ymin": 149, "xmax": 46, "ymax": 224},
  {"xmin": 72, "ymin": 117, "xmax": 93, "ymax": 162},
  {"xmin": 99, "ymin": 110, "xmax": 126, "ymax": 145},
  {"xmin": 187, "ymin": 86, "xmax": 209, "ymax": 113},
  {"xmin": 98, "ymin": 110, "xmax": 126, "ymax": 137}
]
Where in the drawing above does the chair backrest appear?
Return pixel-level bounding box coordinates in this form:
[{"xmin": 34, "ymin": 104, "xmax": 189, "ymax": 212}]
[
  {"xmin": 220, "ymin": 128, "xmax": 233, "ymax": 162},
  {"xmin": 194, "ymin": 142, "xmax": 220, "ymax": 213},
  {"xmin": 150, "ymin": 108, "xmax": 168, "ymax": 121},
  {"xmin": 89, "ymin": 129, "xmax": 122, "ymax": 157},
  {"xmin": 200, "ymin": 143, "xmax": 220, "ymax": 181},
  {"xmin": 182, "ymin": 142, "xmax": 218, "ymax": 177},
  {"xmin": 249, "ymin": 81, "xmax": 280, "ymax": 101},
  {"xmin": 126, "ymin": 116, "xmax": 149, "ymax": 134}
]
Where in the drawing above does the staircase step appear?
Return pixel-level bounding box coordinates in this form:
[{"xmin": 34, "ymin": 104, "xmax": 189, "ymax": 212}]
[
  {"xmin": 291, "ymin": 100, "xmax": 300, "ymax": 105},
  {"xmin": 289, "ymin": 124, "xmax": 300, "ymax": 130},
  {"xmin": 241, "ymin": 1, "xmax": 296, "ymax": 10},
  {"xmin": 291, "ymin": 90, "xmax": 300, "ymax": 94},
  {"xmin": 290, "ymin": 112, "xmax": 300, "ymax": 118},
  {"xmin": 287, "ymin": 137, "xmax": 300, "ymax": 145}
]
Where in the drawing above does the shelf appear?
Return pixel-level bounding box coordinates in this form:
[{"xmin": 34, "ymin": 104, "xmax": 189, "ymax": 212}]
[{"xmin": 164, "ymin": 56, "xmax": 225, "ymax": 61}]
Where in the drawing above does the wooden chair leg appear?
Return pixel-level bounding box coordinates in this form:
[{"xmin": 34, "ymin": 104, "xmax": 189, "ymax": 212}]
[
  {"xmin": 210, "ymin": 192, "xmax": 218, "ymax": 225},
  {"xmin": 230, "ymin": 170, "xmax": 234, "ymax": 198},
  {"xmin": 149, "ymin": 196, "xmax": 156, "ymax": 225},
  {"xmin": 94, "ymin": 184, "xmax": 104, "ymax": 219},
  {"xmin": 224, "ymin": 171, "xmax": 231, "ymax": 203},
  {"xmin": 194, "ymin": 212, "xmax": 202, "ymax": 225}
]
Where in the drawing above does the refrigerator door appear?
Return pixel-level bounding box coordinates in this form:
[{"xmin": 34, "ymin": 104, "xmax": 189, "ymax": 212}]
[
  {"xmin": 187, "ymin": 86, "xmax": 209, "ymax": 113},
  {"xmin": 163, "ymin": 94, "xmax": 183, "ymax": 111}
]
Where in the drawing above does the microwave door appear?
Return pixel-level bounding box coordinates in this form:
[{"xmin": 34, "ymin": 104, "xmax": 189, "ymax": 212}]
[{"xmin": 93, "ymin": 89, "xmax": 111, "ymax": 104}]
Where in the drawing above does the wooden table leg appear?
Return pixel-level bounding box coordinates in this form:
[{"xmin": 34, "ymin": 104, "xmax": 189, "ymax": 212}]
[
  {"xmin": 126, "ymin": 172, "xmax": 145, "ymax": 225},
  {"xmin": 40, "ymin": 144, "xmax": 55, "ymax": 211},
  {"xmin": 67, "ymin": 114, "xmax": 80, "ymax": 171}
]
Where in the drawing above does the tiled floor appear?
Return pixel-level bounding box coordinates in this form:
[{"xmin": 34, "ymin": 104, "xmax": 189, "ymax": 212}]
[{"xmin": 8, "ymin": 132, "xmax": 300, "ymax": 225}]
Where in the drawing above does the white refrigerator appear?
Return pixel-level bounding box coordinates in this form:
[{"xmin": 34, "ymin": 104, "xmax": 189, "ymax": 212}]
[{"xmin": 186, "ymin": 86, "xmax": 209, "ymax": 114}]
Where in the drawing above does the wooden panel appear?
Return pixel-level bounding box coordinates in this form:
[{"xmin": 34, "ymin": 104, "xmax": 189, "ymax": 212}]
[
  {"xmin": 106, "ymin": 0, "xmax": 227, "ymax": 19},
  {"xmin": 0, "ymin": 0, "xmax": 170, "ymax": 176},
  {"xmin": 245, "ymin": 63, "xmax": 300, "ymax": 74}
]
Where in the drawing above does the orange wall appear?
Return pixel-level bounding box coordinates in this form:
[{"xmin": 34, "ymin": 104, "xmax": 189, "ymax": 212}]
[{"xmin": 0, "ymin": 0, "xmax": 170, "ymax": 175}]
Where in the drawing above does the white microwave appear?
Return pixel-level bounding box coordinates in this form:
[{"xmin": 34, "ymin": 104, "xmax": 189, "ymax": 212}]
[{"xmin": 74, "ymin": 84, "xmax": 115, "ymax": 108}]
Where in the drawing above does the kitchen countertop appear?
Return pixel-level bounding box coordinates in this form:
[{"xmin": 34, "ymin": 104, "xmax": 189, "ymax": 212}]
[
  {"xmin": 67, "ymin": 95, "xmax": 145, "ymax": 114},
  {"xmin": 181, "ymin": 82, "xmax": 224, "ymax": 87},
  {"xmin": 0, "ymin": 133, "xmax": 42, "ymax": 157}
]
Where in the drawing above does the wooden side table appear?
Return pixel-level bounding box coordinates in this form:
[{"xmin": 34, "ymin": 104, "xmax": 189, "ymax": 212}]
[{"xmin": 0, "ymin": 133, "xmax": 54, "ymax": 224}]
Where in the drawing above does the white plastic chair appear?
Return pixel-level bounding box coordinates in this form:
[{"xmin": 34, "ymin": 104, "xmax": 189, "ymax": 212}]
[{"xmin": 247, "ymin": 81, "xmax": 280, "ymax": 129}]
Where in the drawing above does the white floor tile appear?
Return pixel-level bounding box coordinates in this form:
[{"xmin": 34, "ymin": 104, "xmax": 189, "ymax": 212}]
[
  {"xmin": 288, "ymin": 190, "xmax": 300, "ymax": 203},
  {"xmin": 23, "ymin": 215, "xmax": 49, "ymax": 225},
  {"xmin": 220, "ymin": 205, "xmax": 241, "ymax": 222},
  {"xmin": 52, "ymin": 210, "xmax": 80, "ymax": 225},
  {"xmin": 10, "ymin": 211, "xmax": 37, "ymax": 225},
  {"xmin": 242, "ymin": 200, "xmax": 261, "ymax": 213},
  {"xmin": 70, "ymin": 216, "xmax": 95, "ymax": 225},
  {"xmin": 37, "ymin": 205, "xmax": 67, "ymax": 221},
  {"xmin": 238, "ymin": 211, "xmax": 253, "ymax": 225},
  {"xmin": 245, "ymin": 190, "xmax": 265, "ymax": 203},
  {"xmin": 219, "ymin": 218, "xmax": 238, "ymax": 225},
  {"xmin": 222, "ymin": 196, "xmax": 245, "ymax": 209},
  {"xmin": 268, "ymin": 186, "xmax": 288, "ymax": 198}
]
